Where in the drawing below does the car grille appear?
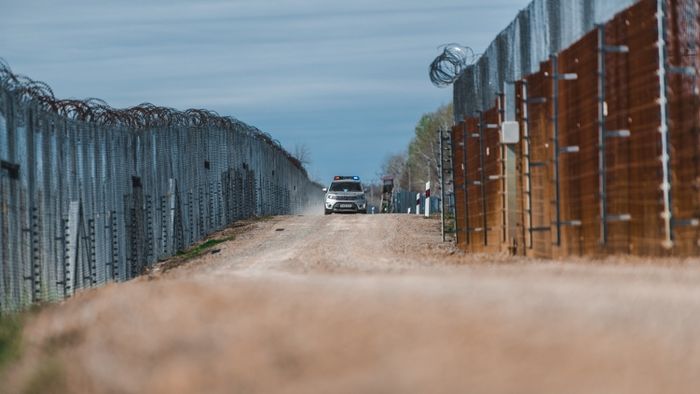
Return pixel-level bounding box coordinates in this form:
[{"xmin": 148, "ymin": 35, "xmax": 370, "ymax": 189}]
[{"xmin": 336, "ymin": 196, "xmax": 359, "ymax": 201}]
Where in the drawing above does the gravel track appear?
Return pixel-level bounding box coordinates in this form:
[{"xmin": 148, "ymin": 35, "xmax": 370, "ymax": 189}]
[{"xmin": 7, "ymin": 214, "xmax": 700, "ymax": 393}]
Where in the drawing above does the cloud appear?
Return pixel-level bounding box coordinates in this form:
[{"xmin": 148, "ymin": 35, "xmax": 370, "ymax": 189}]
[{"xmin": 1, "ymin": 0, "xmax": 531, "ymax": 182}]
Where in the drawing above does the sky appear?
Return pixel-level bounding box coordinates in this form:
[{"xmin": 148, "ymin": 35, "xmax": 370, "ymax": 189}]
[{"xmin": 1, "ymin": 0, "xmax": 530, "ymax": 184}]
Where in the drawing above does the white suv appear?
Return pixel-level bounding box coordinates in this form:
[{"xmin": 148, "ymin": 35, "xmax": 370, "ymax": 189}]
[{"xmin": 323, "ymin": 176, "xmax": 367, "ymax": 214}]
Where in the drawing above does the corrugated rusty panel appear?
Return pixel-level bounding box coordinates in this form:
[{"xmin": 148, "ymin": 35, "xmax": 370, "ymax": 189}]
[
  {"xmin": 523, "ymin": 66, "xmax": 554, "ymax": 259},
  {"xmin": 667, "ymin": 0, "xmax": 700, "ymax": 255}
]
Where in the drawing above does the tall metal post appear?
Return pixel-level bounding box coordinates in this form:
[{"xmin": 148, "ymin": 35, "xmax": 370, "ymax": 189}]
[
  {"xmin": 448, "ymin": 128, "xmax": 458, "ymax": 245},
  {"xmin": 522, "ymin": 81, "xmax": 534, "ymax": 249},
  {"xmin": 656, "ymin": 0, "xmax": 673, "ymax": 249},
  {"xmin": 551, "ymin": 54, "xmax": 562, "ymax": 246},
  {"xmin": 497, "ymin": 93, "xmax": 507, "ymax": 244},
  {"xmin": 462, "ymin": 122, "xmax": 470, "ymax": 245},
  {"xmin": 439, "ymin": 128, "xmax": 446, "ymax": 242},
  {"xmin": 597, "ymin": 25, "xmax": 608, "ymax": 245},
  {"xmin": 477, "ymin": 111, "xmax": 488, "ymax": 246}
]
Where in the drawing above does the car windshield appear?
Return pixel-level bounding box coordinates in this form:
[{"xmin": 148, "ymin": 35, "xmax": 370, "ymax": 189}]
[{"xmin": 329, "ymin": 181, "xmax": 362, "ymax": 192}]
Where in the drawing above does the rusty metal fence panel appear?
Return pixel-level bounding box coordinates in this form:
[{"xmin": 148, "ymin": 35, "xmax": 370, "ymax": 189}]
[
  {"xmin": 0, "ymin": 75, "xmax": 323, "ymax": 312},
  {"xmin": 451, "ymin": 0, "xmax": 700, "ymax": 258},
  {"xmin": 483, "ymin": 107, "xmax": 504, "ymax": 252},
  {"xmin": 451, "ymin": 123, "xmax": 467, "ymax": 249},
  {"xmin": 624, "ymin": 0, "xmax": 668, "ymax": 255},
  {"xmin": 603, "ymin": 14, "xmax": 634, "ymax": 255},
  {"xmin": 451, "ymin": 113, "xmax": 502, "ymax": 254},
  {"xmin": 465, "ymin": 116, "xmax": 486, "ymax": 250},
  {"xmin": 523, "ymin": 67, "xmax": 555, "ymax": 258},
  {"xmin": 667, "ymin": 0, "xmax": 700, "ymax": 255}
]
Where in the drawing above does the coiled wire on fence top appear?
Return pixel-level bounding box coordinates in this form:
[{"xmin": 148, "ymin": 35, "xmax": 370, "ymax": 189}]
[
  {"xmin": 0, "ymin": 58, "xmax": 305, "ymax": 173},
  {"xmin": 429, "ymin": 44, "xmax": 477, "ymax": 87},
  {"xmin": 0, "ymin": 59, "xmax": 324, "ymax": 312}
]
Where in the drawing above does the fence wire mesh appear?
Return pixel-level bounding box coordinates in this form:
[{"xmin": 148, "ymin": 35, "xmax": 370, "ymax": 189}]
[{"xmin": 0, "ymin": 66, "xmax": 323, "ymax": 312}]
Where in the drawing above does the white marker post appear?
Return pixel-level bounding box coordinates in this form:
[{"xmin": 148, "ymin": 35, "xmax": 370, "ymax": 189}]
[
  {"xmin": 425, "ymin": 181, "xmax": 431, "ymax": 218},
  {"xmin": 416, "ymin": 193, "xmax": 421, "ymax": 215}
]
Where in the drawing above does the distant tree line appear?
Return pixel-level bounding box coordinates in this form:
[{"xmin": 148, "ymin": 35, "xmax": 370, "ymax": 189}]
[{"xmin": 378, "ymin": 103, "xmax": 452, "ymax": 193}]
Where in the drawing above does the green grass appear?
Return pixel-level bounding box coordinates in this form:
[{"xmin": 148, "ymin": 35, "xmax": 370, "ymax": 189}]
[
  {"xmin": 0, "ymin": 312, "xmax": 24, "ymax": 370},
  {"xmin": 176, "ymin": 236, "xmax": 235, "ymax": 260},
  {"xmin": 0, "ymin": 307, "xmax": 69, "ymax": 394}
]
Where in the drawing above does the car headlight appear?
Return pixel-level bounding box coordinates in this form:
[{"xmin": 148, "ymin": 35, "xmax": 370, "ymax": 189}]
[{"xmin": 327, "ymin": 194, "xmax": 337, "ymax": 200}]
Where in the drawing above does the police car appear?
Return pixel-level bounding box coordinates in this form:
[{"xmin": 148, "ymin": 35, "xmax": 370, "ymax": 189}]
[{"xmin": 322, "ymin": 176, "xmax": 367, "ymax": 215}]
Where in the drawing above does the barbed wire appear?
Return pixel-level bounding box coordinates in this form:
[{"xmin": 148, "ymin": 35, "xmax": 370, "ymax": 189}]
[
  {"xmin": 429, "ymin": 44, "xmax": 477, "ymax": 87},
  {"xmin": 0, "ymin": 58, "xmax": 303, "ymax": 171}
]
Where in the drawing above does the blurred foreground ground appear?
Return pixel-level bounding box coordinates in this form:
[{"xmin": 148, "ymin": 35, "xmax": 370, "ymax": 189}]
[{"xmin": 4, "ymin": 214, "xmax": 700, "ymax": 393}]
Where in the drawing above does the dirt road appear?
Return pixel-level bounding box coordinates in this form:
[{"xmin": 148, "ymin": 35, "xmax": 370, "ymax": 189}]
[{"xmin": 6, "ymin": 214, "xmax": 700, "ymax": 393}]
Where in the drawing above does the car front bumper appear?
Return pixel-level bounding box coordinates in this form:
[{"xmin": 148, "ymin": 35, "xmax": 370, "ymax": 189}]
[{"xmin": 325, "ymin": 201, "xmax": 367, "ymax": 212}]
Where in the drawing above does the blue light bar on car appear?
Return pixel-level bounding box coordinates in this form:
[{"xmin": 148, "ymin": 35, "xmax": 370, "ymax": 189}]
[{"xmin": 333, "ymin": 175, "xmax": 361, "ymax": 181}]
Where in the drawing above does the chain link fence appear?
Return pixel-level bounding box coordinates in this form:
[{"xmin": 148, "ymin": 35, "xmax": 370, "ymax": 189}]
[{"xmin": 0, "ymin": 68, "xmax": 323, "ymax": 312}]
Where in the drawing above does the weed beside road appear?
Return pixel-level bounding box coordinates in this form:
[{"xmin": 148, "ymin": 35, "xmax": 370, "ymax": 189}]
[{"xmin": 0, "ymin": 313, "xmax": 22, "ymax": 370}]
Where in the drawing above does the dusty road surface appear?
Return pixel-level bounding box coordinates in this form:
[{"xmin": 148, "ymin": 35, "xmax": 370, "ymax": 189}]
[{"xmin": 5, "ymin": 214, "xmax": 700, "ymax": 393}]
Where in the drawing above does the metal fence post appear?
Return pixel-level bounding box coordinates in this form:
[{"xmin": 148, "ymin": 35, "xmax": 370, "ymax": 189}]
[
  {"xmin": 439, "ymin": 128, "xmax": 446, "ymax": 242},
  {"xmin": 462, "ymin": 122, "xmax": 470, "ymax": 245},
  {"xmin": 477, "ymin": 110, "xmax": 488, "ymax": 246},
  {"xmin": 521, "ymin": 80, "xmax": 534, "ymax": 249},
  {"xmin": 657, "ymin": 0, "xmax": 674, "ymax": 250}
]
